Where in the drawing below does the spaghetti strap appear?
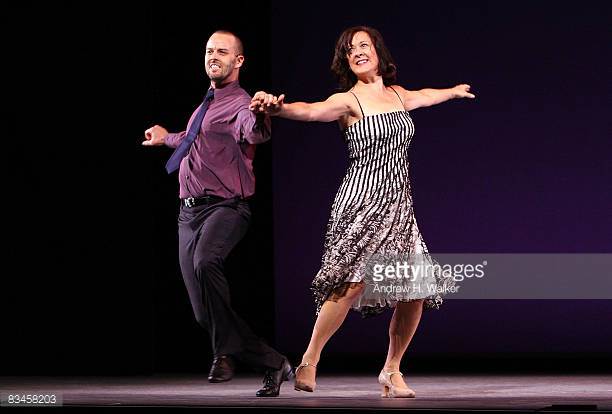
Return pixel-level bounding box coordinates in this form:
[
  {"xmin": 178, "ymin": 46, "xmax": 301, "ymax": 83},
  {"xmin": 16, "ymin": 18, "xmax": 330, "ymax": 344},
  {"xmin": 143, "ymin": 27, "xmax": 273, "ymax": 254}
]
[
  {"xmin": 349, "ymin": 91, "xmax": 366, "ymax": 118},
  {"xmin": 389, "ymin": 86, "xmax": 405, "ymax": 109}
]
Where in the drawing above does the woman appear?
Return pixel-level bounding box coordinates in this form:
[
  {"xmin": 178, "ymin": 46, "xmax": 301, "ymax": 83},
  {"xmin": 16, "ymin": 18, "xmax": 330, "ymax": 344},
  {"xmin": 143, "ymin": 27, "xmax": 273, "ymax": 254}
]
[{"xmin": 250, "ymin": 26, "xmax": 475, "ymax": 398}]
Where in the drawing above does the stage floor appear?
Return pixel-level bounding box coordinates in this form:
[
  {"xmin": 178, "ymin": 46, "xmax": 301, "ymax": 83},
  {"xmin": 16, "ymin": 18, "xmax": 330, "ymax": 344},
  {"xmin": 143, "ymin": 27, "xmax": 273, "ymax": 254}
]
[{"xmin": 1, "ymin": 373, "xmax": 611, "ymax": 411}]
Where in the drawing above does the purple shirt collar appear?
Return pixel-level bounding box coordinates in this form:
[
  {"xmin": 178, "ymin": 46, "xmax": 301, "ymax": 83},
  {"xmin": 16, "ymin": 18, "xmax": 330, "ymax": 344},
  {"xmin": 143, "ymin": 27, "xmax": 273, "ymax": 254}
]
[{"xmin": 210, "ymin": 80, "xmax": 241, "ymax": 100}]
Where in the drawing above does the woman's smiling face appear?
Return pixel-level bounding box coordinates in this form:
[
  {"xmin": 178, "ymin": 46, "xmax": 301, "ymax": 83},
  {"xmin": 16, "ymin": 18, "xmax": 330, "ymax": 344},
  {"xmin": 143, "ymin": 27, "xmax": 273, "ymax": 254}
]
[{"xmin": 346, "ymin": 31, "xmax": 379, "ymax": 77}]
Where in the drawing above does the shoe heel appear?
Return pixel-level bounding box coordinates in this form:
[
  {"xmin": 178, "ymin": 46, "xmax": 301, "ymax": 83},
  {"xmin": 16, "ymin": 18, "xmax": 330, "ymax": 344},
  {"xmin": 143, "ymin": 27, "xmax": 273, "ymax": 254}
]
[
  {"xmin": 294, "ymin": 362, "xmax": 316, "ymax": 392},
  {"xmin": 295, "ymin": 380, "xmax": 314, "ymax": 392},
  {"xmin": 380, "ymin": 385, "xmax": 390, "ymax": 397}
]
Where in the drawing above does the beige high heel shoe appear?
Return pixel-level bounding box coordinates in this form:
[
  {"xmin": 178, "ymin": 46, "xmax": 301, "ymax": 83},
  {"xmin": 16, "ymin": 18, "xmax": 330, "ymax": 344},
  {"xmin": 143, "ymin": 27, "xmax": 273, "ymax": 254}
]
[
  {"xmin": 378, "ymin": 370, "xmax": 416, "ymax": 398},
  {"xmin": 294, "ymin": 362, "xmax": 317, "ymax": 392}
]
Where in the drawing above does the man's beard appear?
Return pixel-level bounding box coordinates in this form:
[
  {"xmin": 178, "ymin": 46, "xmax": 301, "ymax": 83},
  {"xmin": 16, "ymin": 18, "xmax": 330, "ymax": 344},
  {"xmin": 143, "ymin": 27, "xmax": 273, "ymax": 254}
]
[
  {"xmin": 207, "ymin": 69, "xmax": 228, "ymax": 81},
  {"xmin": 206, "ymin": 61, "xmax": 233, "ymax": 82}
]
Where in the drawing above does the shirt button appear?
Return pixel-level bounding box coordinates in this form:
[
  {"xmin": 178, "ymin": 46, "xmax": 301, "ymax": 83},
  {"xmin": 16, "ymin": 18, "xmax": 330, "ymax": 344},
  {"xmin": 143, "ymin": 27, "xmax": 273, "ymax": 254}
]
[{"xmin": 185, "ymin": 175, "xmax": 189, "ymax": 179}]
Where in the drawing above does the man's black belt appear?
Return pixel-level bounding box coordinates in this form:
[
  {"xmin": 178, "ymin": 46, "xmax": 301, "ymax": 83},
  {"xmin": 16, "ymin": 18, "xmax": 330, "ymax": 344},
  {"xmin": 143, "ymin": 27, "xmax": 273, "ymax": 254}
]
[{"xmin": 181, "ymin": 195, "xmax": 226, "ymax": 207}]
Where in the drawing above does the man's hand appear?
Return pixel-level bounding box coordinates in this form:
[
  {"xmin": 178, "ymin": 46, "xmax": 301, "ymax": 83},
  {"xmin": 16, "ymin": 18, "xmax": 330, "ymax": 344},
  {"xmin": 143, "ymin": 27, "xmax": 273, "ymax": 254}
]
[
  {"xmin": 249, "ymin": 91, "xmax": 285, "ymax": 116},
  {"xmin": 142, "ymin": 125, "xmax": 169, "ymax": 146},
  {"xmin": 451, "ymin": 84, "xmax": 476, "ymax": 99}
]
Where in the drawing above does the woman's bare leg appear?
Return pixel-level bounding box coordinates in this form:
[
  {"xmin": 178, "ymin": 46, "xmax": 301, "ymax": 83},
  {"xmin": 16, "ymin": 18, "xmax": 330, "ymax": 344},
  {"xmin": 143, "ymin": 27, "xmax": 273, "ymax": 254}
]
[
  {"xmin": 382, "ymin": 299, "xmax": 424, "ymax": 389},
  {"xmin": 297, "ymin": 283, "xmax": 364, "ymax": 384},
  {"xmin": 302, "ymin": 283, "xmax": 364, "ymax": 364}
]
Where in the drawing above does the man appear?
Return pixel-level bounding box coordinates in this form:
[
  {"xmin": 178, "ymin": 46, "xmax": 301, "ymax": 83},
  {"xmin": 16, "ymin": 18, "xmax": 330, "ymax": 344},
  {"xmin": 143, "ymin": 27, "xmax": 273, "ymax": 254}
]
[{"xmin": 142, "ymin": 30, "xmax": 292, "ymax": 397}]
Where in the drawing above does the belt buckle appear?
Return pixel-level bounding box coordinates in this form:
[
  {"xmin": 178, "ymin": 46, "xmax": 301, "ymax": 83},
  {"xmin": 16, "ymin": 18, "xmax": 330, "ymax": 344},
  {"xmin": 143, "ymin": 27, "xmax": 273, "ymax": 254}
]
[{"xmin": 184, "ymin": 197, "xmax": 195, "ymax": 207}]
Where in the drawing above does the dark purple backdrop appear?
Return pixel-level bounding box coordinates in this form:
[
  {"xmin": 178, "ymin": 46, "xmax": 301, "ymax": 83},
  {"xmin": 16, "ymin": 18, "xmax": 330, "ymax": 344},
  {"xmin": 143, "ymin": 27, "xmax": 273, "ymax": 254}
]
[
  {"xmin": 2, "ymin": 1, "xmax": 609, "ymax": 376},
  {"xmin": 271, "ymin": 1, "xmax": 612, "ymax": 360}
]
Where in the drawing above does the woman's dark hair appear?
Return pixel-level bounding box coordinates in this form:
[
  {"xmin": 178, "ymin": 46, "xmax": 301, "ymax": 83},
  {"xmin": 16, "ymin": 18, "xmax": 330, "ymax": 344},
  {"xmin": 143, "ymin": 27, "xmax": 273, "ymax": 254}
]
[{"xmin": 331, "ymin": 26, "xmax": 397, "ymax": 91}]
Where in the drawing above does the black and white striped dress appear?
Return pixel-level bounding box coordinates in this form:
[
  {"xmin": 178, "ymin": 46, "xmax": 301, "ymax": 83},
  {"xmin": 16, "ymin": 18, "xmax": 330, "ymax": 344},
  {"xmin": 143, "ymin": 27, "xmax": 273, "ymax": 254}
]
[{"xmin": 311, "ymin": 88, "xmax": 454, "ymax": 318}]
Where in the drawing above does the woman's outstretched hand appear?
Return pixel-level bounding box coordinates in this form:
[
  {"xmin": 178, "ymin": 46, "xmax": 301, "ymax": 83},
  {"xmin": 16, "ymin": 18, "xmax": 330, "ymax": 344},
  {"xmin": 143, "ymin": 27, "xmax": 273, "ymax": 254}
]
[
  {"xmin": 452, "ymin": 84, "xmax": 476, "ymax": 99},
  {"xmin": 250, "ymin": 91, "xmax": 286, "ymax": 116}
]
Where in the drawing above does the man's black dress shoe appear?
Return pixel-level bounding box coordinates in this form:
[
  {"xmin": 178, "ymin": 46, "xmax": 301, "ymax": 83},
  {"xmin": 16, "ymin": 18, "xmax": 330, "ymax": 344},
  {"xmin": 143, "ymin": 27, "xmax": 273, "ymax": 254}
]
[
  {"xmin": 255, "ymin": 357, "xmax": 294, "ymax": 397},
  {"xmin": 208, "ymin": 355, "xmax": 235, "ymax": 383}
]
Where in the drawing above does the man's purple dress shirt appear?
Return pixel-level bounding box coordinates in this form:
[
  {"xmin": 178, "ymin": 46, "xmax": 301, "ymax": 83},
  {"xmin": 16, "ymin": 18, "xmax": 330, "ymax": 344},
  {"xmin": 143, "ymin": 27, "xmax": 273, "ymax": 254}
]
[{"xmin": 165, "ymin": 81, "xmax": 270, "ymax": 199}]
